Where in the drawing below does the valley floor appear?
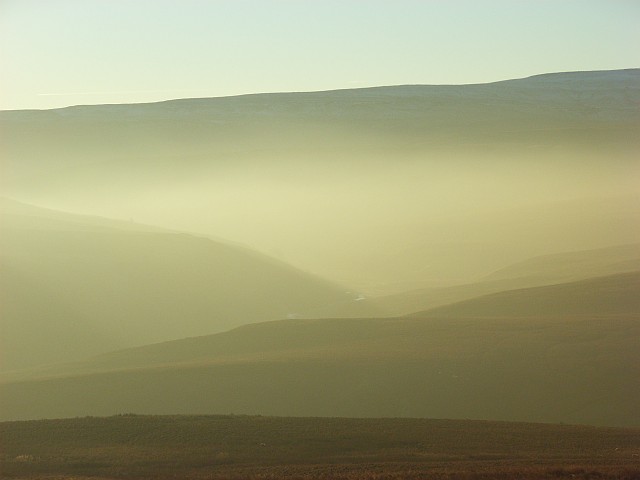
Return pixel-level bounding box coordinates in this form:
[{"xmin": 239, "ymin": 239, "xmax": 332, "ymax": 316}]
[{"xmin": 2, "ymin": 415, "xmax": 639, "ymax": 479}]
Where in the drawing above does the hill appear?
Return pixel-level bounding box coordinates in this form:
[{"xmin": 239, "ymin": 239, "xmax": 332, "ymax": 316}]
[
  {"xmin": 0, "ymin": 199, "xmax": 369, "ymax": 371},
  {"xmin": 2, "ymin": 272, "xmax": 638, "ymax": 426},
  {"xmin": 376, "ymin": 245, "xmax": 640, "ymax": 315},
  {"xmin": 1, "ymin": 69, "xmax": 639, "ymax": 288},
  {"xmin": 483, "ymin": 243, "xmax": 640, "ymax": 283},
  {"xmin": 412, "ymin": 271, "xmax": 640, "ymax": 318},
  {"xmin": 3, "ymin": 70, "xmax": 638, "ymax": 172},
  {"xmin": 2, "ymin": 415, "xmax": 639, "ymax": 480}
]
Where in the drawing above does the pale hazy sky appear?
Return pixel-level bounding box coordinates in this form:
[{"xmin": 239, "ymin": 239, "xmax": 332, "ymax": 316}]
[{"xmin": 1, "ymin": 0, "xmax": 638, "ymax": 110}]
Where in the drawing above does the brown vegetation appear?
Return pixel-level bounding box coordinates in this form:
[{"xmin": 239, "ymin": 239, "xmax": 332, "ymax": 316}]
[{"xmin": 1, "ymin": 415, "xmax": 639, "ymax": 479}]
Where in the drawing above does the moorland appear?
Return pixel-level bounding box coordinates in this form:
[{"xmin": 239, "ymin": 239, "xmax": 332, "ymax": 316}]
[{"xmin": 2, "ymin": 415, "xmax": 640, "ymax": 480}]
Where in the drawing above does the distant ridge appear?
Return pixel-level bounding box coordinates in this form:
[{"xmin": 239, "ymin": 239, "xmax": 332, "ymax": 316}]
[
  {"xmin": 2, "ymin": 68, "xmax": 637, "ymax": 111},
  {"xmin": 520, "ymin": 67, "xmax": 640, "ymax": 81},
  {"xmin": 2, "ymin": 68, "xmax": 638, "ymax": 118}
]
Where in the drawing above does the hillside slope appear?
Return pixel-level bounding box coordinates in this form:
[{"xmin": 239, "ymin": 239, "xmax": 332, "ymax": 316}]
[
  {"xmin": 414, "ymin": 271, "xmax": 640, "ymax": 318},
  {"xmin": 3, "ymin": 272, "xmax": 638, "ymax": 426},
  {"xmin": 0, "ymin": 199, "xmax": 365, "ymax": 371},
  {"xmin": 376, "ymin": 244, "xmax": 640, "ymax": 315},
  {"xmin": 483, "ymin": 243, "xmax": 640, "ymax": 282}
]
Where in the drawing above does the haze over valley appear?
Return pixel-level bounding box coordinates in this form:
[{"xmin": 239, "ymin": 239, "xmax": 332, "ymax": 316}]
[{"xmin": 2, "ymin": 69, "xmax": 639, "ymax": 291}]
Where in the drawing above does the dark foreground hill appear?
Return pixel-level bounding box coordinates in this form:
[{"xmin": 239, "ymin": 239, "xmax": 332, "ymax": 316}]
[
  {"xmin": 0, "ymin": 199, "xmax": 368, "ymax": 371},
  {"xmin": 2, "ymin": 272, "xmax": 638, "ymax": 426},
  {"xmin": 1, "ymin": 415, "xmax": 639, "ymax": 480}
]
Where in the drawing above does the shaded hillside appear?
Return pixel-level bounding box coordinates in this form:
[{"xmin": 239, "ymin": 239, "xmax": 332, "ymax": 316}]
[
  {"xmin": 376, "ymin": 245, "xmax": 640, "ymax": 315},
  {"xmin": 2, "ymin": 273, "xmax": 638, "ymax": 426},
  {"xmin": 0, "ymin": 200, "xmax": 368, "ymax": 371},
  {"xmin": 1, "ymin": 70, "xmax": 638, "ymax": 288},
  {"xmin": 2, "ymin": 415, "xmax": 639, "ymax": 480},
  {"xmin": 415, "ymin": 271, "xmax": 640, "ymax": 318}
]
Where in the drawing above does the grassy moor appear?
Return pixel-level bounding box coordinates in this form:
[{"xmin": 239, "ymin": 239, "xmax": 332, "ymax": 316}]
[{"xmin": 2, "ymin": 415, "xmax": 640, "ymax": 480}]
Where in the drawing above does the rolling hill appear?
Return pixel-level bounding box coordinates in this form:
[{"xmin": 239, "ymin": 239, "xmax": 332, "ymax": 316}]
[
  {"xmin": 375, "ymin": 243, "xmax": 640, "ymax": 315},
  {"xmin": 2, "ymin": 271, "xmax": 638, "ymax": 426},
  {"xmin": 0, "ymin": 199, "xmax": 370, "ymax": 371},
  {"xmin": 413, "ymin": 270, "xmax": 640, "ymax": 318},
  {"xmin": 483, "ymin": 243, "xmax": 640, "ymax": 282}
]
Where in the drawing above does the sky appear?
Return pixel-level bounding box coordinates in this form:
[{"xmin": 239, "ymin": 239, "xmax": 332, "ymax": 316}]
[{"xmin": 0, "ymin": 0, "xmax": 638, "ymax": 110}]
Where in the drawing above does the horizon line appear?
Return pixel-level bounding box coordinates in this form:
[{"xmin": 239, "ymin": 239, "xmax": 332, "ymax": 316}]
[{"xmin": 2, "ymin": 67, "xmax": 638, "ymax": 113}]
